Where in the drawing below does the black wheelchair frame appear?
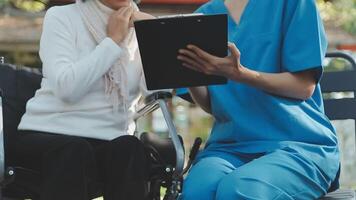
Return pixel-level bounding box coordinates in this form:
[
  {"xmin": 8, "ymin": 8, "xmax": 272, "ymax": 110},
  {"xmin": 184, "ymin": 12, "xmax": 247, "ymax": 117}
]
[{"xmin": 0, "ymin": 63, "xmax": 202, "ymax": 200}]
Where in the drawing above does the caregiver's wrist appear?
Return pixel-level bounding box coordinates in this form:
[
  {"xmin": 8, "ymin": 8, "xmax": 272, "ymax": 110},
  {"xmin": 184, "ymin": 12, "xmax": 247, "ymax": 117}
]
[
  {"xmin": 230, "ymin": 64, "xmax": 254, "ymax": 83},
  {"xmin": 238, "ymin": 67, "xmax": 267, "ymax": 90},
  {"xmin": 188, "ymin": 86, "xmax": 207, "ymax": 96}
]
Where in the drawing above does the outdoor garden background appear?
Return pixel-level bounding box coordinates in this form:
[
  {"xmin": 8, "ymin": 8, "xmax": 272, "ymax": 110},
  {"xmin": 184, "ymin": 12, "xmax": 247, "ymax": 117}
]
[{"xmin": 0, "ymin": 0, "xmax": 355, "ymax": 192}]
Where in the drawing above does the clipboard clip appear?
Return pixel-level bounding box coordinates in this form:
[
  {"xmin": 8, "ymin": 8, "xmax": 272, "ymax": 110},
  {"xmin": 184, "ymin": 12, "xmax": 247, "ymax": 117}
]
[{"xmin": 157, "ymin": 13, "xmax": 204, "ymax": 19}]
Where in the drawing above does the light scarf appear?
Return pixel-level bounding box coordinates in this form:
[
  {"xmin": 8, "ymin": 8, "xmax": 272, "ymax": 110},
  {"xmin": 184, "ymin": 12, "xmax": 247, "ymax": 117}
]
[{"xmin": 76, "ymin": 0, "xmax": 139, "ymax": 112}]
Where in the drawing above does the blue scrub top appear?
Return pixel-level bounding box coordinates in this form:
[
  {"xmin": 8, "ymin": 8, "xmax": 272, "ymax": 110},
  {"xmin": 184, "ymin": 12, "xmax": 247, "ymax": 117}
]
[{"xmin": 180, "ymin": 0, "xmax": 339, "ymax": 178}]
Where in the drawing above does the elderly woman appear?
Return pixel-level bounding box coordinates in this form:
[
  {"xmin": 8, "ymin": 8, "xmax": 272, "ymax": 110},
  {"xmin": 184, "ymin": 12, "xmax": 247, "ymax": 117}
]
[
  {"xmin": 12, "ymin": 0, "xmax": 154, "ymax": 199},
  {"xmin": 177, "ymin": 0, "xmax": 339, "ymax": 199}
]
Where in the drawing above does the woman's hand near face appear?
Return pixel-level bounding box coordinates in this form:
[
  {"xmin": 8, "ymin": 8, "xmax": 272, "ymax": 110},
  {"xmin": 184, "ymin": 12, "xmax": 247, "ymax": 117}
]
[{"xmin": 107, "ymin": 6, "xmax": 134, "ymax": 44}]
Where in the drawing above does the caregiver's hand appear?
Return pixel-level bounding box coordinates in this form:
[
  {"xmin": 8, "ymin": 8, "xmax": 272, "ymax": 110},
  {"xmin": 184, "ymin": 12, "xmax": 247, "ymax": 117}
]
[
  {"xmin": 107, "ymin": 6, "xmax": 134, "ymax": 44},
  {"xmin": 177, "ymin": 42, "xmax": 248, "ymax": 81}
]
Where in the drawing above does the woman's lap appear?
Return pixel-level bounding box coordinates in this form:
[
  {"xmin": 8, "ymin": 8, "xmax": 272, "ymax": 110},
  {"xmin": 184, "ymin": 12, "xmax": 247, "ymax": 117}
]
[
  {"xmin": 11, "ymin": 130, "xmax": 142, "ymax": 171},
  {"xmin": 11, "ymin": 130, "xmax": 95, "ymax": 171},
  {"xmin": 8, "ymin": 130, "xmax": 147, "ymax": 200}
]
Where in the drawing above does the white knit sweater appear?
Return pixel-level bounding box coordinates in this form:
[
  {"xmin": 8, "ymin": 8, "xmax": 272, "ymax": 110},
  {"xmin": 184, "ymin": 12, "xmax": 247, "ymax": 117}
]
[{"xmin": 18, "ymin": 3, "xmax": 147, "ymax": 140}]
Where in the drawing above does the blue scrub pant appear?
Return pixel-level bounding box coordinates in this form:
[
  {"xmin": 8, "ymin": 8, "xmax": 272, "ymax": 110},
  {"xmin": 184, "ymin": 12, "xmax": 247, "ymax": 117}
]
[{"xmin": 181, "ymin": 148, "xmax": 331, "ymax": 200}]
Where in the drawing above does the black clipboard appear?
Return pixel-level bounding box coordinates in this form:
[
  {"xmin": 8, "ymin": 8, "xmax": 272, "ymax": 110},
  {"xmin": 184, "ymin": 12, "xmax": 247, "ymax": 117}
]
[{"xmin": 134, "ymin": 14, "xmax": 228, "ymax": 90}]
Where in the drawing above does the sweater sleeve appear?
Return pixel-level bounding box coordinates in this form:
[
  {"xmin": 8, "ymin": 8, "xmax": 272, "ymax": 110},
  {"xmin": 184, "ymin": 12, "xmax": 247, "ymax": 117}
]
[{"xmin": 39, "ymin": 7, "xmax": 122, "ymax": 103}]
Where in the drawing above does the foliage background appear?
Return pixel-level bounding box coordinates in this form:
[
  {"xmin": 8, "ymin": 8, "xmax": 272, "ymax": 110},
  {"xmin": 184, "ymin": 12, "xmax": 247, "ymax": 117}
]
[{"xmin": 317, "ymin": 0, "xmax": 356, "ymax": 36}]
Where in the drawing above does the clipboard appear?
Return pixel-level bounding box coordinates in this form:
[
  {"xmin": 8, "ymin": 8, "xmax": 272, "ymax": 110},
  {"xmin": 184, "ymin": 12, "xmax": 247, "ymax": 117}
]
[{"xmin": 134, "ymin": 14, "xmax": 228, "ymax": 90}]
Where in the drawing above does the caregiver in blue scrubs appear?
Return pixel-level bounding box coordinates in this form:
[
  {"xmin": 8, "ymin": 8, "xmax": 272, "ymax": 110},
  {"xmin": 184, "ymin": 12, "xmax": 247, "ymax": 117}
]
[{"xmin": 177, "ymin": 0, "xmax": 339, "ymax": 199}]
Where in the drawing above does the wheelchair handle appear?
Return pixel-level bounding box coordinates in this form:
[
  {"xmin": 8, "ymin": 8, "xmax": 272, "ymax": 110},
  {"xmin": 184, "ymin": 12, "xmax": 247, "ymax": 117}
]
[
  {"xmin": 144, "ymin": 91, "xmax": 172, "ymax": 105},
  {"xmin": 183, "ymin": 137, "xmax": 202, "ymax": 175},
  {"xmin": 135, "ymin": 91, "xmax": 185, "ymax": 178},
  {"xmin": 189, "ymin": 137, "xmax": 202, "ymax": 160},
  {"xmin": 134, "ymin": 91, "xmax": 172, "ymax": 120},
  {"xmin": 158, "ymin": 99, "xmax": 185, "ymax": 179}
]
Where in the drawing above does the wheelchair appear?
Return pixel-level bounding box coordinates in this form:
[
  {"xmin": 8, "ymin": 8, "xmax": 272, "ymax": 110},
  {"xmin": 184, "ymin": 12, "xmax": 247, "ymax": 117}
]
[{"xmin": 0, "ymin": 63, "xmax": 202, "ymax": 200}]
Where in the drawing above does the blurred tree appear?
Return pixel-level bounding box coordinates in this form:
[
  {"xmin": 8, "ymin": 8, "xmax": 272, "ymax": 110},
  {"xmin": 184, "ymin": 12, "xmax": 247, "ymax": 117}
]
[
  {"xmin": 11, "ymin": 0, "xmax": 47, "ymax": 12},
  {"xmin": 1, "ymin": 0, "xmax": 355, "ymax": 33},
  {"xmin": 317, "ymin": 0, "xmax": 356, "ymax": 36},
  {"xmin": 0, "ymin": 0, "xmax": 48, "ymax": 12},
  {"xmin": 0, "ymin": 0, "xmax": 8, "ymax": 7}
]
